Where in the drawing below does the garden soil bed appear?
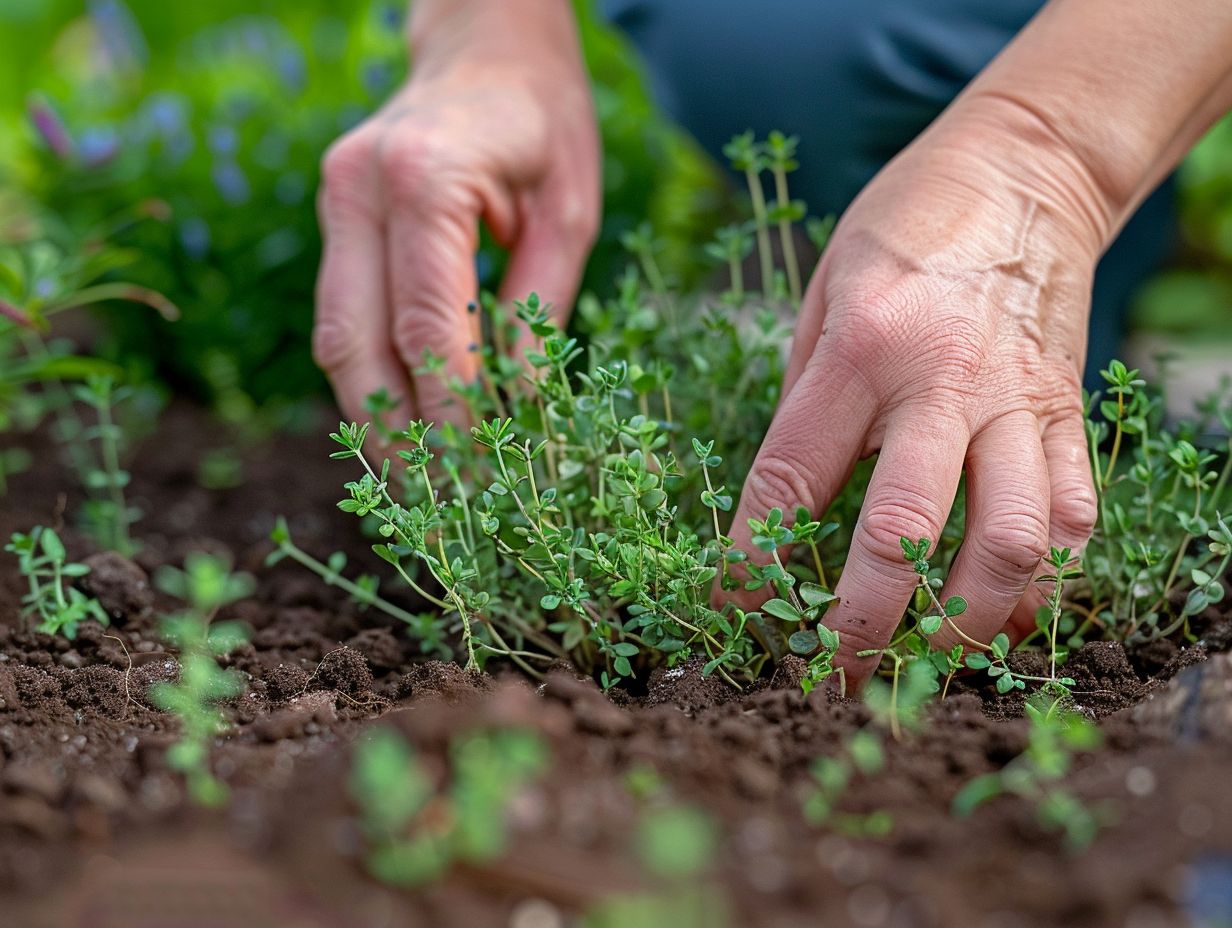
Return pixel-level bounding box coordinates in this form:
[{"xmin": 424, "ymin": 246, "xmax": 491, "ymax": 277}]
[{"xmin": 2, "ymin": 403, "xmax": 1232, "ymax": 928}]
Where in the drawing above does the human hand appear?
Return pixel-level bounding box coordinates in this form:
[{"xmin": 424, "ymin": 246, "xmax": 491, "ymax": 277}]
[
  {"xmin": 313, "ymin": 0, "xmax": 599, "ymax": 428},
  {"xmin": 725, "ymin": 102, "xmax": 1111, "ymax": 683}
]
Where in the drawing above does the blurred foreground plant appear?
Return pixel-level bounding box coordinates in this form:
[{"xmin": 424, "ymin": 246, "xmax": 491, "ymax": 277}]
[{"xmin": 150, "ymin": 553, "xmax": 253, "ymax": 806}]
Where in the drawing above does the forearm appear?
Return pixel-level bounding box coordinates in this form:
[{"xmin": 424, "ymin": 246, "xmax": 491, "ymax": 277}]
[
  {"xmin": 938, "ymin": 0, "xmax": 1232, "ymax": 253},
  {"xmin": 406, "ymin": 0, "xmax": 584, "ymax": 77}
]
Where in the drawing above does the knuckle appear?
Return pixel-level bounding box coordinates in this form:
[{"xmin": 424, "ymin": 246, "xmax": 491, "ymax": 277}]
[
  {"xmin": 981, "ymin": 507, "xmax": 1051, "ymax": 574},
  {"xmin": 378, "ymin": 138, "xmax": 449, "ymax": 209},
  {"xmin": 559, "ymin": 198, "xmax": 600, "ymax": 245},
  {"xmin": 390, "ymin": 307, "xmax": 456, "ymax": 368},
  {"xmin": 827, "ymin": 286, "xmax": 989, "ymax": 392},
  {"xmin": 1053, "ymin": 479, "xmax": 1099, "ymax": 542},
  {"xmin": 320, "ymin": 135, "xmax": 375, "ymax": 211},
  {"xmin": 858, "ymin": 496, "xmax": 946, "ymax": 565},
  {"xmin": 744, "ymin": 450, "xmax": 814, "ymax": 515},
  {"xmin": 311, "ymin": 315, "xmax": 361, "ymax": 372}
]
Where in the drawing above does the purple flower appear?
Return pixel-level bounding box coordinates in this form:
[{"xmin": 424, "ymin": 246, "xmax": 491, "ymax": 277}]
[
  {"xmin": 362, "ymin": 61, "xmax": 393, "ymax": 97},
  {"xmin": 79, "ymin": 126, "xmax": 121, "ymax": 167},
  {"xmin": 28, "ymin": 97, "xmax": 73, "ymax": 159},
  {"xmin": 275, "ymin": 47, "xmax": 306, "ymax": 94},
  {"xmin": 142, "ymin": 93, "xmax": 188, "ymax": 138},
  {"xmin": 179, "ymin": 218, "xmax": 210, "ymax": 259},
  {"xmin": 89, "ymin": 0, "xmax": 148, "ymax": 71},
  {"xmin": 208, "ymin": 125, "xmax": 238, "ymax": 156},
  {"xmin": 212, "ymin": 161, "xmax": 251, "ymax": 206},
  {"xmin": 378, "ymin": 5, "xmax": 403, "ymax": 32}
]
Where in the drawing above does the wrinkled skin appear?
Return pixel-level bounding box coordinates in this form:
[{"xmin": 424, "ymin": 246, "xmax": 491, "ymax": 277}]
[
  {"xmin": 722, "ymin": 104, "xmax": 1105, "ymax": 678},
  {"xmin": 313, "ymin": 34, "xmax": 599, "ymax": 430}
]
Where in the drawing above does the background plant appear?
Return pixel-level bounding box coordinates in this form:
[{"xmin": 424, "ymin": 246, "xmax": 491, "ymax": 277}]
[
  {"xmin": 0, "ymin": 0, "xmax": 728, "ymax": 419},
  {"xmin": 1, "ymin": 214, "xmax": 172, "ymax": 551}
]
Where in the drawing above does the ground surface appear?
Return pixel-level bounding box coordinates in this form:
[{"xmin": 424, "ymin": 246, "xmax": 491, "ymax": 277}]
[{"xmin": 2, "ymin": 404, "xmax": 1231, "ymax": 928}]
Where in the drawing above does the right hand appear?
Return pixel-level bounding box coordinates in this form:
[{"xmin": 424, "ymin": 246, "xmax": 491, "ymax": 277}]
[{"xmin": 314, "ymin": 0, "xmax": 600, "ymax": 429}]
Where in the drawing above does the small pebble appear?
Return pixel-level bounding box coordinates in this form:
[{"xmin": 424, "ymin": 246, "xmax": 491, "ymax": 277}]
[{"xmin": 1125, "ymin": 766, "xmax": 1156, "ymax": 797}]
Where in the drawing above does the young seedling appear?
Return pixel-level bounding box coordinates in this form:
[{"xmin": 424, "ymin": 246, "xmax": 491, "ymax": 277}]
[
  {"xmin": 1, "ymin": 229, "xmax": 176, "ymax": 537},
  {"xmin": 1034, "ymin": 547, "xmax": 1083, "ymax": 679},
  {"xmin": 803, "ymin": 727, "xmax": 893, "ymax": 837},
  {"xmin": 149, "ymin": 553, "xmax": 254, "ymax": 807},
  {"xmin": 587, "ymin": 772, "xmax": 727, "ymax": 927},
  {"xmin": 350, "ymin": 726, "xmax": 547, "ymax": 887},
  {"xmin": 952, "ymin": 690, "xmax": 1106, "ymax": 850},
  {"xmin": 5, "ymin": 526, "xmax": 107, "ymax": 638},
  {"xmin": 1083, "ymin": 359, "xmax": 1230, "ymax": 644},
  {"xmin": 899, "ymin": 537, "xmax": 1073, "ymax": 696}
]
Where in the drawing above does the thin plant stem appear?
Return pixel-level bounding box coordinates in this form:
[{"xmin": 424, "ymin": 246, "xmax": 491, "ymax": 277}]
[{"xmin": 744, "ymin": 167, "xmax": 775, "ymax": 293}]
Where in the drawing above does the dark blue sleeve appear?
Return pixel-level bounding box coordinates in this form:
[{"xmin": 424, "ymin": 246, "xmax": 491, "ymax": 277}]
[{"xmin": 602, "ymin": 0, "xmax": 1177, "ymax": 387}]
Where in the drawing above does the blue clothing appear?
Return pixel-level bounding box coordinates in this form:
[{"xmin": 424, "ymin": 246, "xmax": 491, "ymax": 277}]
[{"xmin": 603, "ymin": 0, "xmax": 1175, "ymax": 390}]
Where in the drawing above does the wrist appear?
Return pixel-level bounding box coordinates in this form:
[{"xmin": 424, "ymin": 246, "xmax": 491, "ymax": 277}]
[
  {"xmin": 407, "ymin": 0, "xmax": 583, "ymax": 83},
  {"xmin": 924, "ymin": 92, "xmax": 1121, "ymax": 260}
]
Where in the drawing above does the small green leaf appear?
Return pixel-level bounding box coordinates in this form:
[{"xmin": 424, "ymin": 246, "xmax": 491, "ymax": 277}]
[
  {"xmin": 788, "ymin": 629, "xmax": 821, "ymax": 655},
  {"xmin": 990, "ymin": 633, "xmax": 1010, "ymax": 660},
  {"xmin": 761, "ymin": 598, "xmax": 802, "ymax": 622},
  {"xmin": 799, "ymin": 583, "xmax": 837, "ymax": 609}
]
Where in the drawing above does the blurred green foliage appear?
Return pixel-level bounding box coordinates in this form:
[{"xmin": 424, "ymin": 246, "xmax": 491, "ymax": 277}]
[
  {"xmin": 1131, "ymin": 115, "xmax": 1232, "ymax": 340},
  {"xmin": 2, "ymin": 0, "xmax": 1226, "ymax": 407},
  {"xmin": 0, "ymin": 0, "xmax": 724, "ymax": 410}
]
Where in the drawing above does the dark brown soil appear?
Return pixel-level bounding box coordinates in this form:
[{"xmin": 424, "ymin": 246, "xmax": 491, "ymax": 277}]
[{"xmin": 2, "ymin": 403, "xmax": 1232, "ymax": 928}]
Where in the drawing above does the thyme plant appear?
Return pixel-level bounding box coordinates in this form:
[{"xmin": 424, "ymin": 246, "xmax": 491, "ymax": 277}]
[{"xmin": 281, "ymin": 133, "xmax": 1230, "ymax": 706}]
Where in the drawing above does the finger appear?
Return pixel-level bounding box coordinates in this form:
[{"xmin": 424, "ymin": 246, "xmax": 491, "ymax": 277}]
[
  {"xmin": 314, "ymin": 139, "xmax": 414, "ymax": 426},
  {"xmin": 828, "ymin": 409, "xmax": 968, "ymax": 680},
  {"xmin": 386, "ymin": 182, "xmax": 484, "ymax": 431},
  {"xmin": 781, "ymin": 249, "xmax": 834, "ymax": 396},
  {"xmin": 721, "ymin": 347, "xmax": 878, "ymax": 612},
  {"xmin": 930, "ymin": 413, "xmax": 1050, "ymax": 651},
  {"xmin": 1004, "ymin": 410, "xmax": 1099, "ymax": 642},
  {"xmin": 498, "ymin": 189, "xmax": 597, "ymax": 363}
]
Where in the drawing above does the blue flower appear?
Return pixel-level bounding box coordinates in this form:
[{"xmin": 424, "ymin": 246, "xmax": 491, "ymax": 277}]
[
  {"xmin": 179, "ymin": 218, "xmax": 211, "ymax": 259},
  {"xmin": 212, "ymin": 161, "xmax": 251, "ymax": 206},
  {"xmin": 208, "ymin": 125, "xmax": 238, "ymax": 156},
  {"xmin": 79, "ymin": 126, "xmax": 121, "ymax": 167}
]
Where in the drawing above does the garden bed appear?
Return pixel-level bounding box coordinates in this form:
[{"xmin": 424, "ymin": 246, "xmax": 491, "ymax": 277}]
[{"xmin": 2, "ymin": 402, "xmax": 1232, "ymax": 928}]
